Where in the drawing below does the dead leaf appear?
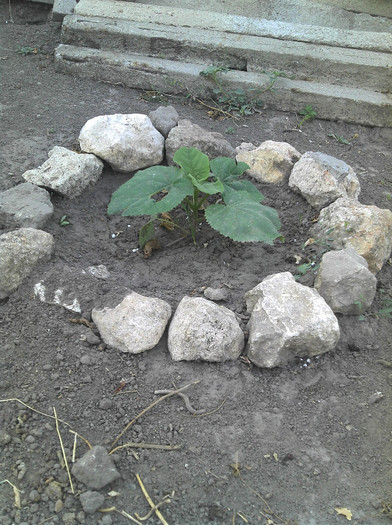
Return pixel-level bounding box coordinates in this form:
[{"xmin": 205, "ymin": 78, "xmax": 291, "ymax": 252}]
[
  {"xmin": 273, "ymin": 452, "xmax": 279, "ymax": 462},
  {"xmin": 143, "ymin": 239, "xmax": 160, "ymax": 258},
  {"xmin": 335, "ymin": 507, "xmax": 352, "ymax": 520},
  {"xmin": 160, "ymin": 212, "xmax": 174, "ymax": 231},
  {"xmin": 304, "ymin": 238, "xmax": 315, "ymax": 247}
]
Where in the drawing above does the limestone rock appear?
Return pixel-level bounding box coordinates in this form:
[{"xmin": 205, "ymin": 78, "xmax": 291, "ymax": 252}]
[
  {"xmin": 236, "ymin": 141, "xmax": 300, "ymax": 183},
  {"xmin": 22, "ymin": 146, "xmax": 103, "ymax": 199},
  {"xmin": 148, "ymin": 105, "xmax": 179, "ymax": 138},
  {"xmin": 289, "ymin": 152, "xmax": 360, "ymax": 209},
  {"xmin": 165, "ymin": 119, "xmax": 235, "ymax": 164},
  {"xmin": 92, "ymin": 292, "xmax": 171, "ymax": 353},
  {"xmin": 79, "ymin": 114, "xmax": 164, "ymax": 172},
  {"xmin": 72, "ymin": 446, "xmax": 120, "ymax": 490},
  {"xmin": 79, "ymin": 491, "xmax": 105, "ymax": 514},
  {"xmin": 235, "ymin": 142, "xmax": 256, "ymax": 154},
  {"xmin": 0, "ymin": 228, "xmax": 54, "ymax": 299},
  {"xmin": 0, "ymin": 183, "xmax": 53, "ymax": 229},
  {"xmin": 245, "ymin": 272, "xmax": 340, "ymax": 368},
  {"xmin": 311, "ymin": 197, "xmax": 392, "ymax": 273},
  {"xmin": 314, "ymin": 248, "xmax": 377, "ymax": 315},
  {"xmin": 168, "ymin": 296, "xmax": 244, "ymax": 362}
]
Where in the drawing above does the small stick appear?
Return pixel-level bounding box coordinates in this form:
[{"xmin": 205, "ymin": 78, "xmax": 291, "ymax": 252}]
[
  {"xmin": 110, "ymin": 442, "xmax": 181, "ymax": 454},
  {"xmin": 136, "ymin": 491, "xmax": 173, "ymax": 521},
  {"xmin": 136, "ymin": 474, "xmax": 170, "ymax": 525},
  {"xmin": 71, "ymin": 432, "xmax": 77, "ymax": 463},
  {"xmin": 53, "ymin": 407, "xmax": 74, "ymax": 494},
  {"xmin": 0, "ymin": 479, "xmax": 21, "ymax": 508},
  {"xmin": 154, "ymin": 389, "xmax": 206, "ymax": 415},
  {"xmin": 109, "ymin": 381, "xmax": 199, "ymax": 452},
  {"xmin": 8, "ymin": 0, "xmax": 14, "ymax": 23},
  {"xmin": 115, "ymin": 509, "xmax": 144, "ymax": 524}
]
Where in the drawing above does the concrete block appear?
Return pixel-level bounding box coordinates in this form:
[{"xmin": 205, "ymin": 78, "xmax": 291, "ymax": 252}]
[{"xmin": 53, "ymin": 0, "xmax": 76, "ymax": 21}]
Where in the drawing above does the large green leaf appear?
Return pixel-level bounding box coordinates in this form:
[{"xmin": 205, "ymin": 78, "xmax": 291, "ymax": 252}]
[
  {"xmin": 210, "ymin": 157, "xmax": 263, "ymax": 203},
  {"xmin": 188, "ymin": 174, "xmax": 224, "ymax": 195},
  {"xmin": 173, "ymin": 147, "xmax": 210, "ymax": 182},
  {"xmin": 205, "ymin": 191, "xmax": 281, "ymax": 243},
  {"xmin": 210, "ymin": 157, "xmax": 249, "ymax": 181},
  {"xmin": 107, "ymin": 165, "xmax": 193, "ymax": 216}
]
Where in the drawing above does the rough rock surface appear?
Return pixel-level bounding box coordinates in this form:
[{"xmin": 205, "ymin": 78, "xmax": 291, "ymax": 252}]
[
  {"xmin": 22, "ymin": 146, "xmax": 103, "ymax": 198},
  {"xmin": 245, "ymin": 272, "xmax": 340, "ymax": 368},
  {"xmin": 203, "ymin": 287, "xmax": 229, "ymax": 301},
  {"xmin": 165, "ymin": 119, "xmax": 235, "ymax": 164},
  {"xmin": 79, "ymin": 114, "xmax": 164, "ymax": 172},
  {"xmin": 236, "ymin": 140, "xmax": 301, "ymax": 183},
  {"xmin": 0, "ymin": 228, "xmax": 54, "ymax": 299},
  {"xmin": 168, "ymin": 296, "xmax": 244, "ymax": 361},
  {"xmin": 148, "ymin": 105, "xmax": 179, "ymax": 138},
  {"xmin": 314, "ymin": 248, "xmax": 377, "ymax": 315},
  {"xmin": 311, "ymin": 197, "xmax": 392, "ymax": 273},
  {"xmin": 0, "ymin": 183, "xmax": 53, "ymax": 229},
  {"xmin": 79, "ymin": 491, "xmax": 105, "ymax": 515},
  {"xmin": 289, "ymin": 152, "xmax": 360, "ymax": 209},
  {"xmin": 92, "ymin": 292, "xmax": 172, "ymax": 354},
  {"xmin": 71, "ymin": 446, "xmax": 120, "ymax": 490}
]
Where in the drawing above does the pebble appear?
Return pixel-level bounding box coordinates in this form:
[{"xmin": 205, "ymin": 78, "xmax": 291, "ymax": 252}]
[
  {"xmin": 80, "ymin": 355, "xmax": 93, "ymax": 365},
  {"xmin": 369, "ymin": 391, "xmax": 384, "ymax": 404},
  {"xmin": 81, "ymin": 375, "xmax": 92, "ymax": 383},
  {"xmin": 203, "ymin": 287, "xmax": 228, "ymax": 301},
  {"xmin": 0, "ymin": 429, "xmax": 11, "ymax": 446},
  {"xmin": 55, "ymin": 499, "xmax": 63, "ymax": 513},
  {"xmin": 99, "ymin": 398, "xmax": 113, "ymax": 410}
]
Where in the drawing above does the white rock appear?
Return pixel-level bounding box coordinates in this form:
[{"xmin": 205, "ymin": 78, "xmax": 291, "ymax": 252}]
[
  {"xmin": 0, "ymin": 228, "xmax": 54, "ymax": 299},
  {"xmin": 245, "ymin": 272, "xmax": 340, "ymax": 368},
  {"xmin": 289, "ymin": 152, "xmax": 360, "ymax": 209},
  {"xmin": 236, "ymin": 141, "xmax": 301, "ymax": 184},
  {"xmin": 22, "ymin": 147, "xmax": 103, "ymax": 199},
  {"xmin": 314, "ymin": 248, "xmax": 377, "ymax": 315},
  {"xmin": 168, "ymin": 296, "xmax": 244, "ymax": 362},
  {"xmin": 165, "ymin": 119, "xmax": 235, "ymax": 165},
  {"xmin": 92, "ymin": 292, "xmax": 171, "ymax": 353},
  {"xmin": 79, "ymin": 114, "xmax": 164, "ymax": 172},
  {"xmin": 311, "ymin": 197, "xmax": 392, "ymax": 273}
]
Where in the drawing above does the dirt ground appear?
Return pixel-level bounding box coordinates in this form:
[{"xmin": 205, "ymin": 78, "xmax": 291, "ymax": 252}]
[{"xmin": 1, "ymin": 2, "xmax": 392, "ymax": 524}]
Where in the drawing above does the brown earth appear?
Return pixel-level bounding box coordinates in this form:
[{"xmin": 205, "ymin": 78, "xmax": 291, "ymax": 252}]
[{"xmin": 1, "ymin": 2, "xmax": 392, "ymax": 525}]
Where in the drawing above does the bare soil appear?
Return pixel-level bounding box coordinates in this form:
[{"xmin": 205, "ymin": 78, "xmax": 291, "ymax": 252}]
[{"xmin": 1, "ymin": 2, "xmax": 392, "ymax": 525}]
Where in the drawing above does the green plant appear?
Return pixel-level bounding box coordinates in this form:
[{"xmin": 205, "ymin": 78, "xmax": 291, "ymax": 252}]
[
  {"xmin": 107, "ymin": 147, "xmax": 281, "ymax": 245},
  {"xmin": 358, "ymin": 297, "xmax": 392, "ymax": 321},
  {"xmin": 59, "ymin": 215, "xmax": 70, "ymax": 226},
  {"xmin": 298, "ymin": 105, "xmax": 317, "ymax": 128},
  {"xmin": 199, "ymin": 67, "xmax": 288, "ymax": 118},
  {"xmin": 17, "ymin": 46, "xmax": 39, "ymax": 56},
  {"xmin": 328, "ymin": 133, "xmax": 351, "ymax": 145}
]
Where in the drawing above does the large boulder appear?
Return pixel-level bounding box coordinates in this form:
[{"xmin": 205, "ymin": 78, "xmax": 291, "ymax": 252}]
[
  {"xmin": 289, "ymin": 152, "xmax": 360, "ymax": 209},
  {"xmin": 168, "ymin": 296, "xmax": 244, "ymax": 362},
  {"xmin": 310, "ymin": 197, "xmax": 392, "ymax": 273},
  {"xmin": 0, "ymin": 228, "xmax": 54, "ymax": 299},
  {"xmin": 245, "ymin": 272, "xmax": 340, "ymax": 368},
  {"xmin": 314, "ymin": 248, "xmax": 377, "ymax": 315},
  {"xmin": 0, "ymin": 183, "xmax": 53, "ymax": 229},
  {"xmin": 236, "ymin": 140, "xmax": 300, "ymax": 184},
  {"xmin": 79, "ymin": 114, "xmax": 164, "ymax": 172},
  {"xmin": 22, "ymin": 147, "xmax": 103, "ymax": 198},
  {"xmin": 165, "ymin": 119, "xmax": 235, "ymax": 164},
  {"xmin": 92, "ymin": 292, "xmax": 171, "ymax": 353}
]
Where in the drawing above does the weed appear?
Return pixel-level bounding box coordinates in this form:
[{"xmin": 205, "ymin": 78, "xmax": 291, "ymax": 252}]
[
  {"xmin": 294, "ymin": 261, "xmax": 318, "ymax": 280},
  {"xmin": 199, "ymin": 66, "xmax": 288, "ymax": 118},
  {"xmin": 108, "ymin": 147, "xmax": 281, "ymax": 246},
  {"xmin": 17, "ymin": 46, "xmax": 39, "ymax": 56},
  {"xmin": 59, "ymin": 215, "xmax": 70, "ymax": 227},
  {"xmin": 358, "ymin": 297, "xmax": 392, "ymax": 321},
  {"xmin": 298, "ymin": 105, "xmax": 317, "ymax": 128},
  {"xmin": 328, "ymin": 133, "xmax": 351, "ymax": 145},
  {"xmin": 225, "ymin": 126, "xmax": 235, "ymax": 134}
]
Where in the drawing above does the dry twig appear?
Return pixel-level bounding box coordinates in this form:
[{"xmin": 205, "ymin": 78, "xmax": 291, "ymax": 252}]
[
  {"xmin": 0, "ymin": 479, "xmax": 21, "ymax": 508},
  {"xmin": 53, "ymin": 407, "xmax": 74, "ymax": 494},
  {"xmin": 110, "ymin": 442, "xmax": 181, "ymax": 454},
  {"xmin": 109, "ymin": 381, "xmax": 199, "ymax": 452},
  {"xmin": 136, "ymin": 474, "xmax": 170, "ymax": 525}
]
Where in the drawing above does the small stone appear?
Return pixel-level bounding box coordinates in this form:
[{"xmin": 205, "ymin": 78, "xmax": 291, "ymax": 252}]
[
  {"xmin": 72, "ymin": 445, "xmax": 120, "ymax": 490},
  {"xmin": 203, "ymin": 287, "xmax": 228, "ymax": 301},
  {"xmin": 0, "ymin": 429, "xmax": 11, "ymax": 446},
  {"xmin": 99, "ymin": 398, "xmax": 113, "ymax": 410},
  {"xmin": 85, "ymin": 332, "xmax": 101, "ymax": 346},
  {"xmin": 62, "ymin": 512, "xmax": 76, "ymax": 525},
  {"xmin": 368, "ymin": 392, "xmax": 384, "ymax": 404},
  {"xmin": 55, "ymin": 499, "xmax": 63, "ymax": 513},
  {"xmin": 80, "ymin": 490, "xmax": 105, "ymax": 514}
]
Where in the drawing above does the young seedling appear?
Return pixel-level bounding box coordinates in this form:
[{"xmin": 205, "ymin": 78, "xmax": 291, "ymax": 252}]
[
  {"xmin": 59, "ymin": 215, "xmax": 70, "ymax": 226},
  {"xmin": 17, "ymin": 46, "xmax": 39, "ymax": 56},
  {"xmin": 298, "ymin": 105, "xmax": 317, "ymax": 128},
  {"xmin": 328, "ymin": 133, "xmax": 351, "ymax": 145},
  {"xmin": 107, "ymin": 147, "xmax": 281, "ymax": 246}
]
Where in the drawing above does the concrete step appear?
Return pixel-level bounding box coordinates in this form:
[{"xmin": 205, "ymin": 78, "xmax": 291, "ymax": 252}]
[
  {"xmin": 55, "ymin": 44, "xmax": 392, "ymax": 127},
  {"xmin": 61, "ymin": 15, "xmax": 391, "ymax": 93},
  {"xmin": 54, "ymin": 0, "xmax": 392, "ymax": 126}
]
